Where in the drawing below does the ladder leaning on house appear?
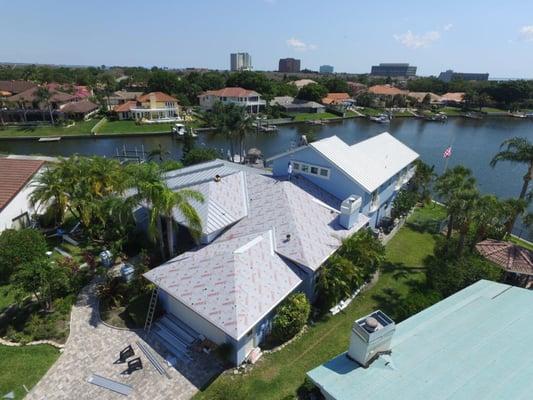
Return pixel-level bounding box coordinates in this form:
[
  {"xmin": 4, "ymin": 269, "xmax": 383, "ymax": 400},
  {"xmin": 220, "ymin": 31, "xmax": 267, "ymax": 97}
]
[{"xmin": 144, "ymin": 286, "xmax": 160, "ymax": 333}]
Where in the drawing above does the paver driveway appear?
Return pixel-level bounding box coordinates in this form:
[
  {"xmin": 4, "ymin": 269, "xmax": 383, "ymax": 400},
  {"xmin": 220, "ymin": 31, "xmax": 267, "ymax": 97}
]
[{"xmin": 28, "ymin": 281, "xmax": 221, "ymax": 400}]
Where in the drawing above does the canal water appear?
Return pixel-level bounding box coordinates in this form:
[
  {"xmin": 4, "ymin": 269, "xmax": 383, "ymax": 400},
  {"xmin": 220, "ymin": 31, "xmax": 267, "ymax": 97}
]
[{"xmin": 1, "ymin": 117, "xmax": 533, "ymax": 237}]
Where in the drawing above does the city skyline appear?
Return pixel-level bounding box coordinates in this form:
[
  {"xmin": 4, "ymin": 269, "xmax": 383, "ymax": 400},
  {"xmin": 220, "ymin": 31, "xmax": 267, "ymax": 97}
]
[{"xmin": 1, "ymin": 0, "xmax": 533, "ymax": 77}]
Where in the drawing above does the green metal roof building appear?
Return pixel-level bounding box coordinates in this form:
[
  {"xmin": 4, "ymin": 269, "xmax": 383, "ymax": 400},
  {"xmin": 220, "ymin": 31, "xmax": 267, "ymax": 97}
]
[{"xmin": 307, "ymin": 280, "xmax": 533, "ymax": 400}]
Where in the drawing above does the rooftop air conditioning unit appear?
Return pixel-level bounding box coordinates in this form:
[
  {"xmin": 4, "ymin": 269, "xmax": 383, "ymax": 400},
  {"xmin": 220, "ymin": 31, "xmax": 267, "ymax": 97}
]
[{"xmin": 348, "ymin": 310, "xmax": 395, "ymax": 367}]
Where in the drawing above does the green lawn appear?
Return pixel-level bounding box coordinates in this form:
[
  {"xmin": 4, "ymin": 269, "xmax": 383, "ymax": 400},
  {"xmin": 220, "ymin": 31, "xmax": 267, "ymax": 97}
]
[
  {"xmin": 481, "ymin": 107, "xmax": 508, "ymax": 114},
  {"xmin": 290, "ymin": 112, "xmax": 339, "ymax": 122},
  {"xmin": 508, "ymin": 235, "xmax": 533, "ymax": 251},
  {"xmin": 0, "ymin": 284, "xmax": 17, "ymax": 313},
  {"xmin": 94, "ymin": 120, "xmax": 174, "ymax": 134},
  {"xmin": 0, "ymin": 120, "xmax": 98, "ymax": 138},
  {"xmin": 0, "ymin": 344, "xmax": 59, "ymax": 399},
  {"xmin": 359, "ymin": 107, "xmax": 383, "ymax": 117},
  {"xmin": 439, "ymin": 107, "xmax": 464, "ymax": 116},
  {"xmin": 195, "ymin": 206, "xmax": 440, "ymax": 399}
]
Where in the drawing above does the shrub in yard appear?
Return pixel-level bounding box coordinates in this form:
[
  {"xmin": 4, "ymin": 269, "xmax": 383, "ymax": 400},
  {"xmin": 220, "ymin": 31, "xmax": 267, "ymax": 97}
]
[
  {"xmin": 338, "ymin": 228, "xmax": 385, "ymax": 279},
  {"xmin": 0, "ymin": 229, "xmax": 48, "ymax": 282},
  {"xmin": 316, "ymin": 255, "xmax": 362, "ymax": 309},
  {"xmin": 392, "ymin": 189, "xmax": 417, "ymax": 219},
  {"xmin": 426, "ymin": 241, "xmax": 503, "ymax": 297},
  {"xmin": 272, "ymin": 293, "xmax": 310, "ymax": 343}
]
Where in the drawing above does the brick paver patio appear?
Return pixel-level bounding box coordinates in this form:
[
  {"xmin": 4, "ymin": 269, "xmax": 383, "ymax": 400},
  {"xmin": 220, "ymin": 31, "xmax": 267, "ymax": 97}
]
[{"xmin": 28, "ymin": 281, "xmax": 221, "ymax": 400}]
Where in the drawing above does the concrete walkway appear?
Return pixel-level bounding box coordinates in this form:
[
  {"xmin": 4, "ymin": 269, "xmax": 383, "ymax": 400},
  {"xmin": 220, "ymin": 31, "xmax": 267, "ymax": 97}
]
[{"xmin": 28, "ymin": 281, "xmax": 221, "ymax": 400}]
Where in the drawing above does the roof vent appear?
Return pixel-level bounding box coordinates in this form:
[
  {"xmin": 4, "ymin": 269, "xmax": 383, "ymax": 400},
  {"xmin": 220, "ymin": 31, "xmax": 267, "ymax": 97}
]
[
  {"xmin": 214, "ymin": 174, "xmax": 221, "ymax": 182},
  {"xmin": 347, "ymin": 310, "xmax": 395, "ymax": 368},
  {"xmin": 285, "ymin": 234, "xmax": 291, "ymax": 242}
]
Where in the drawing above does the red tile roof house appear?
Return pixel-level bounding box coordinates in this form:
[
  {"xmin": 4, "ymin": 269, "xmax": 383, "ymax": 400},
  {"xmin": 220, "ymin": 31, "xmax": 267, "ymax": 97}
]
[
  {"xmin": 198, "ymin": 87, "xmax": 266, "ymax": 113},
  {"xmin": 0, "ymin": 158, "xmax": 45, "ymax": 231},
  {"xmin": 321, "ymin": 92, "xmax": 351, "ymax": 105},
  {"xmin": 112, "ymin": 92, "xmax": 181, "ymax": 121}
]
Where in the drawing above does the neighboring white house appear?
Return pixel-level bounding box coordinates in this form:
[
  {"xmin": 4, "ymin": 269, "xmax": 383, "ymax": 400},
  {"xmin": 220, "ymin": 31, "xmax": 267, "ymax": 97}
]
[
  {"xmin": 198, "ymin": 87, "xmax": 266, "ymax": 113},
  {"xmin": 0, "ymin": 158, "xmax": 45, "ymax": 232}
]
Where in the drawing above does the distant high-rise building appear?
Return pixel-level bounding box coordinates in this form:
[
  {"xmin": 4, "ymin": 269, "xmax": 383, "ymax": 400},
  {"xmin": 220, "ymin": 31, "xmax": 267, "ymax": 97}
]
[
  {"xmin": 230, "ymin": 53, "xmax": 252, "ymax": 71},
  {"xmin": 438, "ymin": 69, "xmax": 489, "ymax": 82},
  {"xmin": 278, "ymin": 58, "xmax": 301, "ymax": 73},
  {"xmin": 319, "ymin": 65, "xmax": 334, "ymax": 74},
  {"xmin": 370, "ymin": 63, "xmax": 417, "ymax": 77}
]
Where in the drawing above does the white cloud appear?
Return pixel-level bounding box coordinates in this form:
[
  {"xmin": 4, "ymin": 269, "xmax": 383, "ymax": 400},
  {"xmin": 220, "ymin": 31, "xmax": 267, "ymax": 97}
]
[
  {"xmin": 443, "ymin": 23, "xmax": 453, "ymax": 31},
  {"xmin": 393, "ymin": 30, "xmax": 441, "ymax": 49},
  {"xmin": 286, "ymin": 37, "xmax": 317, "ymax": 52},
  {"xmin": 520, "ymin": 25, "xmax": 533, "ymax": 41}
]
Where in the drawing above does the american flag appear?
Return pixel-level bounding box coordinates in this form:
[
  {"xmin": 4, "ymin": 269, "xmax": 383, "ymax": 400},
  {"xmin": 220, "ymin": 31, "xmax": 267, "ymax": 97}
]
[{"xmin": 443, "ymin": 146, "xmax": 452, "ymax": 158}]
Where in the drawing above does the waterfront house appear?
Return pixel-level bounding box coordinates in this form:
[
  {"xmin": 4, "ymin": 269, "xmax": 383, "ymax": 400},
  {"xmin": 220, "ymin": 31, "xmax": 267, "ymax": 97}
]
[
  {"xmin": 270, "ymin": 96, "xmax": 326, "ymax": 113},
  {"xmin": 60, "ymin": 99, "xmax": 100, "ymax": 120},
  {"xmin": 198, "ymin": 87, "xmax": 266, "ymax": 113},
  {"xmin": 106, "ymin": 90, "xmax": 144, "ymax": 110},
  {"xmin": 368, "ymin": 84, "xmax": 408, "ymax": 97},
  {"xmin": 407, "ymin": 91, "xmax": 442, "ymax": 104},
  {"xmin": 142, "ymin": 133, "xmax": 417, "ymax": 366},
  {"xmin": 112, "ymin": 92, "xmax": 180, "ymax": 122},
  {"xmin": 268, "ymin": 133, "xmax": 419, "ymax": 228},
  {"xmin": 307, "ymin": 280, "xmax": 533, "ymax": 400},
  {"xmin": 321, "ymin": 92, "xmax": 351, "ymax": 106},
  {"xmin": 440, "ymin": 92, "xmax": 465, "ymax": 105},
  {"xmin": 0, "ymin": 80, "xmax": 37, "ymax": 96},
  {"xmin": 0, "ymin": 158, "xmax": 45, "ymax": 232}
]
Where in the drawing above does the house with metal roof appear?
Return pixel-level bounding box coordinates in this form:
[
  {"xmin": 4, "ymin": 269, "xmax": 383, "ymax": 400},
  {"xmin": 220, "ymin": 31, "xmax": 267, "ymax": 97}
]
[
  {"xmin": 267, "ymin": 132, "xmax": 419, "ymax": 228},
  {"xmin": 143, "ymin": 158, "xmax": 370, "ymax": 365},
  {"xmin": 307, "ymin": 280, "xmax": 533, "ymax": 400}
]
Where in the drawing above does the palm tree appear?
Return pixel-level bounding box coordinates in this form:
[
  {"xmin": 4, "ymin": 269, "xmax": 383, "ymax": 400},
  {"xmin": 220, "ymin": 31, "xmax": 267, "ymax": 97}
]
[
  {"xmin": 127, "ymin": 163, "xmax": 203, "ymax": 259},
  {"xmin": 30, "ymin": 164, "xmax": 69, "ymax": 225},
  {"xmin": 435, "ymin": 166, "xmax": 477, "ymax": 243},
  {"xmin": 411, "ymin": 159, "xmax": 435, "ymax": 203},
  {"xmin": 501, "ymin": 198, "xmax": 528, "ymax": 236},
  {"xmin": 35, "ymin": 86, "xmax": 54, "ymax": 124},
  {"xmin": 338, "ymin": 229, "xmax": 385, "ymax": 279},
  {"xmin": 490, "ymin": 137, "xmax": 533, "ymax": 233},
  {"xmin": 147, "ymin": 144, "xmax": 170, "ymax": 162},
  {"xmin": 317, "ymin": 255, "xmax": 361, "ymax": 307},
  {"xmin": 470, "ymin": 195, "xmax": 507, "ymax": 245}
]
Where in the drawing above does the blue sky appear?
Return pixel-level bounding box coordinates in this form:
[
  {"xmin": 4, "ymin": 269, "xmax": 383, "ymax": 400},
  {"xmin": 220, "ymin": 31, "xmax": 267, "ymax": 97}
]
[{"xmin": 1, "ymin": 0, "xmax": 533, "ymax": 77}]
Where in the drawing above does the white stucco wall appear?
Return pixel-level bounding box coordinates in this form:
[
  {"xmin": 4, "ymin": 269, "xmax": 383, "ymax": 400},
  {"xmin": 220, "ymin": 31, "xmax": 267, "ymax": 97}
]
[
  {"xmin": 159, "ymin": 290, "xmax": 229, "ymax": 345},
  {"xmin": 0, "ymin": 181, "xmax": 36, "ymax": 232}
]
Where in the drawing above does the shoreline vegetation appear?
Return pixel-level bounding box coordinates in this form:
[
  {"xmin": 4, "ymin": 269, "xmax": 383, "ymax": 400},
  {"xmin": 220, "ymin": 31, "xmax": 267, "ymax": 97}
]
[{"xmin": 0, "ymin": 107, "xmax": 528, "ymax": 140}]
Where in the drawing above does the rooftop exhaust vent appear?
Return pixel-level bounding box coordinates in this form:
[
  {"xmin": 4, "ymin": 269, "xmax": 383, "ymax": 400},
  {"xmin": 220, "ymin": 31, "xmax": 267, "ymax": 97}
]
[{"xmin": 348, "ymin": 310, "xmax": 395, "ymax": 368}]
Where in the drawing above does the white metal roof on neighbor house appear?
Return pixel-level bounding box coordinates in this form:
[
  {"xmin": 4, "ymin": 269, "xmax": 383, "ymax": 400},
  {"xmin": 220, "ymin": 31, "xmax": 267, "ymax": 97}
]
[
  {"xmin": 309, "ymin": 133, "xmax": 419, "ymax": 193},
  {"xmin": 172, "ymin": 171, "xmax": 249, "ymax": 235},
  {"xmin": 145, "ymin": 230, "xmax": 302, "ymax": 340}
]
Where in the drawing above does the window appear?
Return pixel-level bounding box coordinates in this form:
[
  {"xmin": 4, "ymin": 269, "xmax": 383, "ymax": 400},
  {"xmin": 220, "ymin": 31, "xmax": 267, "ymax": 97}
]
[{"xmin": 290, "ymin": 161, "xmax": 330, "ymax": 179}]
